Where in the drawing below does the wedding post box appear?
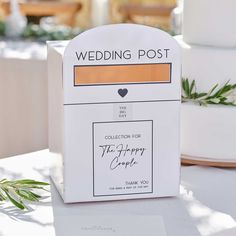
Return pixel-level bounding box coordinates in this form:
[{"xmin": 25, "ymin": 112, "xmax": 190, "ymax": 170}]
[{"xmin": 48, "ymin": 24, "xmax": 181, "ymax": 203}]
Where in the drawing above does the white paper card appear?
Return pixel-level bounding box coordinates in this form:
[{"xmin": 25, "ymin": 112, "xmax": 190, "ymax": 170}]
[
  {"xmin": 56, "ymin": 215, "xmax": 167, "ymax": 236},
  {"xmin": 93, "ymin": 120, "xmax": 153, "ymax": 197}
]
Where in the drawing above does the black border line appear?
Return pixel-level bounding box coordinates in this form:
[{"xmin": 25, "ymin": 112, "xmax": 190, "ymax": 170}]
[
  {"xmin": 92, "ymin": 120, "xmax": 153, "ymax": 197},
  {"xmin": 92, "ymin": 122, "xmax": 95, "ymax": 197},
  {"xmin": 64, "ymin": 99, "xmax": 180, "ymax": 106},
  {"xmin": 151, "ymin": 120, "xmax": 153, "ymax": 193},
  {"xmin": 74, "ymin": 62, "xmax": 172, "ymax": 87}
]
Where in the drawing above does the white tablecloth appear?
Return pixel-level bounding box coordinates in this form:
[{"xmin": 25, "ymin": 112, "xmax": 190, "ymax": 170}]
[
  {"xmin": 0, "ymin": 41, "xmax": 48, "ymax": 158},
  {"xmin": 0, "ymin": 150, "xmax": 235, "ymax": 236}
]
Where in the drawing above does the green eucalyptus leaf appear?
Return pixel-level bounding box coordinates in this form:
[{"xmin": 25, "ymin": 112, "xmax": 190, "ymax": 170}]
[
  {"xmin": 0, "ymin": 179, "xmax": 7, "ymax": 183},
  {"xmin": 15, "ymin": 179, "xmax": 49, "ymax": 185},
  {"xmin": 189, "ymin": 80, "xmax": 195, "ymax": 95},
  {"xmin": 3, "ymin": 190, "xmax": 25, "ymax": 210},
  {"xmin": 16, "ymin": 190, "xmax": 40, "ymax": 201},
  {"xmin": 185, "ymin": 79, "xmax": 190, "ymax": 96}
]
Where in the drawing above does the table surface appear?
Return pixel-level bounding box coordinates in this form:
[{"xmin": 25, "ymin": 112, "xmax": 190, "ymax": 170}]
[{"xmin": 0, "ymin": 150, "xmax": 236, "ymax": 236}]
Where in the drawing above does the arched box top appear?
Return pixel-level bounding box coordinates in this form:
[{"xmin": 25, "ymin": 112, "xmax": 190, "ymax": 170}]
[
  {"xmin": 61, "ymin": 24, "xmax": 181, "ymax": 104},
  {"xmin": 64, "ymin": 24, "xmax": 180, "ymax": 62}
]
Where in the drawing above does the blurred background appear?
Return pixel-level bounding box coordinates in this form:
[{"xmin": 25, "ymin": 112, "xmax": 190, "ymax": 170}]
[{"xmin": 0, "ymin": 0, "xmax": 182, "ymax": 38}]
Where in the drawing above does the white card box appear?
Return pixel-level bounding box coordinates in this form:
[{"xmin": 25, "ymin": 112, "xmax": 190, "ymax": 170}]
[{"xmin": 48, "ymin": 24, "xmax": 181, "ymax": 203}]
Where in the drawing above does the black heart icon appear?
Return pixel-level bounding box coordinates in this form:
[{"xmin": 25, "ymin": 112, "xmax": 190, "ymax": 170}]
[{"xmin": 118, "ymin": 88, "xmax": 128, "ymax": 97}]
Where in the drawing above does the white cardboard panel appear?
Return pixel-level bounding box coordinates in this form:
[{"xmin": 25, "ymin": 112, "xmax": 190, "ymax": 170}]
[{"xmin": 48, "ymin": 24, "xmax": 181, "ymax": 203}]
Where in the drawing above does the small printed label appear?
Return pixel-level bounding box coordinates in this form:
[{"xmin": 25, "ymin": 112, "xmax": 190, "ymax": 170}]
[
  {"xmin": 56, "ymin": 215, "xmax": 167, "ymax": 236},
  {"xmin": 113, "ymin": 103, "xmax": 133, "ymax": 120},
  {"xmin": 93, "ymin": 120, "xmax": 153, "ymax": 197}
]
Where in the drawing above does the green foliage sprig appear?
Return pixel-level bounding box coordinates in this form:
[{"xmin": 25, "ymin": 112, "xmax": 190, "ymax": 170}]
[
  {"xmin": 22, "ymin": 23, "xmax": 82, "ymax": 41},
  {"xmin": 0, "ymin": 21, "xmax": 82, "ymax": 41},
  {"xmin": 182, "ymin": 78, "xmax": 236, "ymax": 106},
  {"xmin": 0, "ymin": 21, "xmax": 5, "ymax": 36},
  {"xmin": 0, "ymin": 178, "xmax": 49, "ymax": 210}
]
